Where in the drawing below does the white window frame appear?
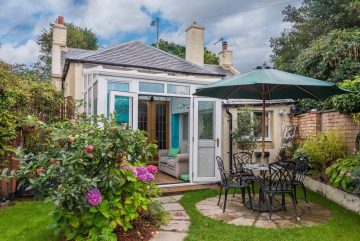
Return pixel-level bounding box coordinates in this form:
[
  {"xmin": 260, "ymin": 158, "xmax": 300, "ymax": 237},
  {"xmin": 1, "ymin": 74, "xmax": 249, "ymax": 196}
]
[{"xmin": 236, "ymin": 110, "xmax": 272, "ymax": 142}]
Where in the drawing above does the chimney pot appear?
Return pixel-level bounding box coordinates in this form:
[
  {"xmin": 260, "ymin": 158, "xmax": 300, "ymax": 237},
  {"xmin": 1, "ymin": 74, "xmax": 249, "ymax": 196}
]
[
  {"xmin": 222, "ymin": 41, "xmax": 228, "ymax": 51},
  {"xmin": 57, "ymin": 16, "xmax": 64, "ymax": 24}
]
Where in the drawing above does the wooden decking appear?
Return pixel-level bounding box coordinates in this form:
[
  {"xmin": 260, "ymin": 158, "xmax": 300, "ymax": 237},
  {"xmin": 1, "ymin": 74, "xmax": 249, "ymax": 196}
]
[{"xmin": 155, "ymin": 171, "xmax": 185, "ymax": 185}]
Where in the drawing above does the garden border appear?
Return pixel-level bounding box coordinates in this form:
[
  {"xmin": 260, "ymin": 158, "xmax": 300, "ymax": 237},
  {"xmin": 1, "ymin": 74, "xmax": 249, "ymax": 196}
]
[{"xmin": 304, "ymin": 176, "xmax": 360, "ymax": 214}]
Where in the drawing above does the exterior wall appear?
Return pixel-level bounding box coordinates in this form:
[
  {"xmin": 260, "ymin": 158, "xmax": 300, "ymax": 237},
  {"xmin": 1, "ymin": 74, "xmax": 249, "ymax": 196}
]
[
  {"xmin": 291, "ymin": 110, "xmax": 360, "ymax": 153},
  {"xmin": 63, "ymin": 62, "xmax": 84, "ymax": 112},
  {"xmin": 221, "ymin": 104, "xmax": 293, "ymax": 170}
]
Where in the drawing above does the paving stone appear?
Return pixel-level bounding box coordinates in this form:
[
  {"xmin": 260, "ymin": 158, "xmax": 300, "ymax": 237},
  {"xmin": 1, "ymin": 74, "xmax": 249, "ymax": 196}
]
[
  {"xmin": 151, "ymin": 231, "xmax": 187, "ymax": 241},
  {"xmin": 162, "ymin": 203, "xmax": 185, "ymax": 211},
  {"xmin": 171, "ymin": 195, "xmax": 183, "ymax": 201},
  {"xmin": 168, "ymin": 210, "xmax": 190, "ymax": 220},
  {"xmin": 196, "ymin": 196, "xmax": 331, "ymax": 229},
  {"xmin": 156, "ymin": 196, "xmax": 178, "ymax": 204},
  {"xmin": 160, "ymin": 220, "xmax": 190, "ymax": 233}
]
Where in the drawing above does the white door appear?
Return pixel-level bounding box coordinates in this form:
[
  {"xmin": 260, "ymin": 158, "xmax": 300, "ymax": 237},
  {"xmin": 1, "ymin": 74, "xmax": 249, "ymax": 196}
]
[
  {"xmin": 109, "ymin": 91, "xmax": 138, "ymax": 129},
  {"xmin": 193, "ymin": 98, "xmax": 221, "ymax": 182}
]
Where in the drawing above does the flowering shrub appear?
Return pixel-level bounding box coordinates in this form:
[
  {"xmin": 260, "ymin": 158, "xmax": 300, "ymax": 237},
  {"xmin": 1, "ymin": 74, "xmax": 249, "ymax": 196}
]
[
  {"xmin": 15, "ymin": 116, "xmax": 159, "ymax": 240},
  {"xmin": 325, "ymin": 155, "xmax": 360, "ymax": 191}
]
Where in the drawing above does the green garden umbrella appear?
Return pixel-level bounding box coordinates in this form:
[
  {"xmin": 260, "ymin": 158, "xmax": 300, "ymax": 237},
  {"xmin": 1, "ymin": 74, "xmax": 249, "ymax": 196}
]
[{"xmin": 194, "ymin": 68, "xmax": 347, "ymax": 158}]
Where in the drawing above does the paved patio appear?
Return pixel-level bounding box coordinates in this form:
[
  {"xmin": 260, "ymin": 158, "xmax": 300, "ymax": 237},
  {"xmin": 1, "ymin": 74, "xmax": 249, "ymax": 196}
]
[{"xmin": 196, "ymin": 196, "xmax": 332, "ymax": 228}]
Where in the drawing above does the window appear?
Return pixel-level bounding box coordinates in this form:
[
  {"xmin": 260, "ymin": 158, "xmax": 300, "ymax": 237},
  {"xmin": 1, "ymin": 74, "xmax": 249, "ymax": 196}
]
[
  {"xmin": 93, "ymin": 82, "xmax": 98, "ymax": 115},
  {"xmin": 108, "ymin": 81, "xmax": 129, "ymax": 92},
  {"xmin": 139, "ymin": 82, "xmax": 164, "ymax": 93},
  {"xmin": 88, "ymin": 74, "xmax": 93, "ymax": 86},
  {"xmin": 88, "ymin": 87, "xmax": 92, "ymax": 115},
  {"xmin": 167, "ymin": 84, "xmax": 190, "ymax": 95},
  {"xmin": 84, "ymin": 93, "xmax": 88, "ymax": 114},
  {"xmin": 84, "ymin": 74, "xmax": 88, "ymax": 90},
  {"xmin": 254, "ymin": 111, "xmax": 271, "ymax": 140}
]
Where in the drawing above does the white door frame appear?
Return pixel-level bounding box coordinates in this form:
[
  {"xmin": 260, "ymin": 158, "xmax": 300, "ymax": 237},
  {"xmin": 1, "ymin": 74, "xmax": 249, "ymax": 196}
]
[
  {"xmin": 109, "ymin": 91, "xmax": 138, "ymax": 129},
  {"xmin": 192, "ymin": 97, "xmax": 221, "ymax": 183}
]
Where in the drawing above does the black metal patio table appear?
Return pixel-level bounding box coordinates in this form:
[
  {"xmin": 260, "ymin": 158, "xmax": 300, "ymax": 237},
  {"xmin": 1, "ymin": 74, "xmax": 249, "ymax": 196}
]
[{"xmin": 242, "ymin": 163, "xmax": 282, "ymax": 212}]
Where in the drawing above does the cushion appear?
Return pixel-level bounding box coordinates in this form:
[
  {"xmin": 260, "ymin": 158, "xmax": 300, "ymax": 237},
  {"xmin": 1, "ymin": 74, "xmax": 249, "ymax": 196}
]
[
  {"xmin": 180, "ymin": 174, "xmax": 189, "ymax": 181},
  {"xmin": 167, "ymin": 158, "xmax": 176, "ymax": 167},
  {"xmin": 167, "ymin": 148, "xmax": 180, "ymax": 157}
]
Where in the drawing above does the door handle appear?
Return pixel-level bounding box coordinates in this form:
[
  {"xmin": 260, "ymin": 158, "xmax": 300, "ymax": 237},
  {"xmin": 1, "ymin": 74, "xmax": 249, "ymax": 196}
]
[{"xmin": 214, "ymin": 138, "xmax": 219, "ymax": 147}]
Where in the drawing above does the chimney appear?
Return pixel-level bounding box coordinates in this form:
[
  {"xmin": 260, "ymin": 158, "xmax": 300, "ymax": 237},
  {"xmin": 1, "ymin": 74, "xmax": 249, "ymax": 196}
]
[
  {"xmin": 219, "ymin": 41, "xmax": 239, "ymax": 74},
  {"xmin": 185, "ymin": 22, "xmax": 205, "ymax": 66},
  {"xmin": 52, "ymin": 16, "xmax": 67, "ymax": 90}
]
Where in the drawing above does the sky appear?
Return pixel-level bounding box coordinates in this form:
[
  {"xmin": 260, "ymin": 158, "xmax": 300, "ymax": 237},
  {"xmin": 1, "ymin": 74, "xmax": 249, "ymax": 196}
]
[{"xmin": 0, "ymin": 0, "xmax": 301, "ymax": 73}]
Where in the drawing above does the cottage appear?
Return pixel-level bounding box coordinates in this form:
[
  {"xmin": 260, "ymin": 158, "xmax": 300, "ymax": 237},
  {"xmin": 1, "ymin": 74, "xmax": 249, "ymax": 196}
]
[{"xmin": 52, "ymin": 16, "xmax": 292, "ymax": 186}]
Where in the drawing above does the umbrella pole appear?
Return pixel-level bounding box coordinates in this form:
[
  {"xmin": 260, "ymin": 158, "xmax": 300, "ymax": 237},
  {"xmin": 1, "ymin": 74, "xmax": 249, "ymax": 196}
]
[{"xmin": 262, "ymin": 94, "xmax": 265, "ymax": 162}]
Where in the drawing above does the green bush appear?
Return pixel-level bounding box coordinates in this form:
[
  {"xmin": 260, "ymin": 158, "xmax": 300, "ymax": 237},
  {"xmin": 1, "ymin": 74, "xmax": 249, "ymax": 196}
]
[
  {"xmin": 14, "ymin": 116, "xmax": 159, "ymax": 240},
  {"xmin": 332, "ymin": 76, "xmax": 360, "ymax": 114},
  {"xmin": 300, "ymin": 131, "xmax": 347, "ymax": 175},
  {"xmin": 325, "ymin": 155, "xmax": 360, "ymax": 191}
]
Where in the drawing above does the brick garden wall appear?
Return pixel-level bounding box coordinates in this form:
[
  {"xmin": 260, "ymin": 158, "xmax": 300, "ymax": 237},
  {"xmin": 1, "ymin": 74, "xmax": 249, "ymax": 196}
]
[{"xmin": 291, "ymin": 110, "xmax": 360, "ymax": 153}]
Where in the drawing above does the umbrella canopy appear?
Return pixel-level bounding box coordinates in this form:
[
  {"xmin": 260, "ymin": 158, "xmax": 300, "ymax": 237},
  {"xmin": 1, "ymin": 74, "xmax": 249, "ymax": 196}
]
[
  {"xmin": 195, "ymin": 68, "xmax": 347, "ymax": 100},
  {"xmin": 194, "ymin": 68, "xmax": 347, "ymax": 161}
]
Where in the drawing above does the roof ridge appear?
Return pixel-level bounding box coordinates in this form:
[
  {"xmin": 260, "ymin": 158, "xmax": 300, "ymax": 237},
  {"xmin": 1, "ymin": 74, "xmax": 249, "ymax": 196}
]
[{"xmin": 134, "ymin": 41, "xmax": 219, "ymax": 75}]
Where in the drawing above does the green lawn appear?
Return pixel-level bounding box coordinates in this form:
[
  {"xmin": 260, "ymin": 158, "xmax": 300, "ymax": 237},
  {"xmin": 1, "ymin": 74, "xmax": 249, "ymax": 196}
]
[
  {"xmin": 0, "ymin": 200, "xmax": 56, "ymax": 241},
  {"xmin": 180, "ymin": 188, "xmax": 360, "ymax": 241},
  {"xmin": 1, "ymin": 190, "xmax": 360, "ymax": 241}
]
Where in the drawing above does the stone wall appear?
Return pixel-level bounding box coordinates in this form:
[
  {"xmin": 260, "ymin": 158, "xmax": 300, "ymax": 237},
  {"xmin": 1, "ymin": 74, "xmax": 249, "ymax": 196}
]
[{"xmin": 291, "ymin": 110, "xmax": 360, "ymax": 153}]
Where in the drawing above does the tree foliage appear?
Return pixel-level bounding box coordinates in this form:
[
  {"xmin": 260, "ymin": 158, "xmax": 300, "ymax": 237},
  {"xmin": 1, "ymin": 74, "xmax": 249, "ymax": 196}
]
[
  {"xmin": 35, "ymin": 22, "xmax": 99, "ymax": 80},
  {"xmin": 270, "ymin": 0, "xmax": 360, "ymax": 74},
  {"xmin": 153, "ymin": 39, "xmax": 219, "ymax": 65}
]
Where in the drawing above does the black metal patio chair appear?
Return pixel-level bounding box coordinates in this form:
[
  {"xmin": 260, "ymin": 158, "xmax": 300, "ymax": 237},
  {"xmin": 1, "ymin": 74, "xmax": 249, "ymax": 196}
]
[
  {"xmin": 232, "ymin": 152, "xmax": 260, "ymax": 195},
  {"xmin": 262, "ymin": 162, "xmax": 299, "ymax": 222},
  {"xmin": 293, "ymin": 156, "xmax": 310, "ymax": 205},
  {"xmin": 216, "ymin": 156, "xmax": 253, "ymax": 213}
]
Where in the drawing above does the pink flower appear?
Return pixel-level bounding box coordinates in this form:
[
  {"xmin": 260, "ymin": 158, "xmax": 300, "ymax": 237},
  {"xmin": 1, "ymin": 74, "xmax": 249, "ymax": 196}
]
[
  {"xmin": 69, "ymin": 119, "xmax": 76, "ymax": 125},
  {"xmin": 347, "ymin": 173, "xmax": 352, "ymax": 177},
  {"xmin": 85, "ymin": 145, "xmax": 94, "ymax": 153},
  {"xmin": 340, "ymin": 171, "xmax": 345, "ymax": 176},
  {"xmin": 147, "ymin": 165, "xmax": 158, "ymax": 174},
  {"xmin": 133, "ymin": 166, "xmax": 154, "ymax": 182},
  {"xmin": 36, "ymin": 167, "xmax": 44, "ymax": 175},
  {"xmin": 86, "ymin": 188, "xmax": 102, "ymax": 206}
]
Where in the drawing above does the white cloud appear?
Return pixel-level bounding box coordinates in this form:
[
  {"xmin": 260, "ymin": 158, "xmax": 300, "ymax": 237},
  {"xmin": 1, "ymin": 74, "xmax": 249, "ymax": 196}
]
[{"xmin": 0, "ymin": 40, "xmax": 40, "ymax": 65}]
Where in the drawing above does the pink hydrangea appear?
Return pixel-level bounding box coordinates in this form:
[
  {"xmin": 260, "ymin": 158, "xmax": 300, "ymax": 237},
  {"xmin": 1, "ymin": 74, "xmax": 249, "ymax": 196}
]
[
  {"xmin": 122, "ymin": 165, "xmax": 133, "ymax": 171},
  {"xmin": 147, "ymin": 165, "xmax": 158, "ymax": 174},
  {"xmin": 133, "ymin": 166, "xmax": 154, "ymax": 182},
  {"xmin": 347, "ymin": 172, "xmax": 352, "ymax": 177},
  {"xmin": 86, "ymin": 188, "xmax": 102, "ymax": 206},
  {"xmin": 69, "ymin": 119, "xmax": 76, "ymax": 125}
]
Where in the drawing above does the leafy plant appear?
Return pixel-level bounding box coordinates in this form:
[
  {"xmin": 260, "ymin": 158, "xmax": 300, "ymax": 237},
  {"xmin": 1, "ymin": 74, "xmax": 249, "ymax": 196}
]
[
  {"xmin": 332, "ymin": 76, "xmax": 360, "ymax": 114},
  {"xmin": 145, "ymin": 201, "xmax": 171, "ymax": 229},
  {"xmin": 232, "ymin": 107, "xmax": 261, "ymax": 153},
  {"xmin": 14, "ymin": 116, "xmax": 159, "ymax": 240},
  {"xmin": 79, "ymin": 227, "xmax": 117, "ymax": 241},
  {"xmin": 325, "ymin": 156, "xmax": 360, "ymax": 191},
  {"xmin": 300, "ymin": 131, "xmax": 347, "ymax": 177}
]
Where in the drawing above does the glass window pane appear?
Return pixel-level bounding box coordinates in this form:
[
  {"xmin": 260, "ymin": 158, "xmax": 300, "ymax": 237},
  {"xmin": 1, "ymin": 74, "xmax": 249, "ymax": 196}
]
[
  {"xmin": 167, "ymin": 84, "xmax": 190, "ymax": 95},
  {"xmin": 108, "ymin": 81, "xmax": 129, "ymax": 92},
  {"xmin": 88, "ymin": 74, "xmax": 93, "ymax": 86},
  {"xmin": 88, "ymin": 87, "xmax": 92, "ymax": 115},
  {"xmin": 139, "ymin": 82, "xmax": 164, "ymax": 93},
  {"xmin": 84, "ymin": 93, "xmax": 87, "ymax": 114},
  {"xmin": 254, "ymin": 112, "xmax": 270, "ymax": 138},
  {"xmin": 84, "ymin": 75, "xmax": 88, "ymax": 90},
  {"xmin": 114, "ymin": 96, "xmax": 132, "ymax": 127},
  {"xmin": 198, "ymin": 101, "xmax": 214, "ymax": 139},
  {"xmin": 93, "ymin": 82, "xmax": 98, "ymax": 115}
]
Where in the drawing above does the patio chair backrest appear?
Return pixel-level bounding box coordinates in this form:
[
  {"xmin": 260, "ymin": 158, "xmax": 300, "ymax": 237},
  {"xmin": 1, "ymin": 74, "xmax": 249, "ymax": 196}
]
[
  {"xmin": 216, "ymin": 156, "xmax": 229, "ymax": 186},
  {"xmin": 267, "ymin": 162, "xmax": 295, "ymax": 192},
  {"xmin": 294, "ymin": 156, "xmax": 310, "ymax": 183},
  {"xmin": 232, "ymin": 152, "xmax": 253, "ymax": 173}
]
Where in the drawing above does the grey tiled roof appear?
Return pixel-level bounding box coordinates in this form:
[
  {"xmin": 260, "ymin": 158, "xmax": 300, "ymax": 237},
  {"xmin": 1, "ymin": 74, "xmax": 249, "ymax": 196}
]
[
  {"xmin": 203, "ymin": 64, "xmax": 234, "ymax": 76},
  {"xmin": 61, "ymin": 41, "xmax": 226, "ymax": 76},
  {"xmin": 61, "ymin": 48, "xmax": 93, "ymax": 71}
]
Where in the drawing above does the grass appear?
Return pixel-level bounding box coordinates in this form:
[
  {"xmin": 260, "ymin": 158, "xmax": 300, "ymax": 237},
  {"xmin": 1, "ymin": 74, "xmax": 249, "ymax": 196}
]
[
  {"xmin": 179, "ymin": 188, "xmax": 360, "ymax": 241},
  {"xmin": 0, "ymin": 200, "xmax": 56, "ymax": 241},
  {"xmin": 1, "ymin": 189, "xmax": 360, "ymax": 241}
]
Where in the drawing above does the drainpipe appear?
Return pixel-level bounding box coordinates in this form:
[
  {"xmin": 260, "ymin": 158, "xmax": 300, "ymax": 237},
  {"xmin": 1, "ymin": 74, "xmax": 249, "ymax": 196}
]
[{"xmin": 225, "ymin": 104, "xmax": 233, "ymax": 172}]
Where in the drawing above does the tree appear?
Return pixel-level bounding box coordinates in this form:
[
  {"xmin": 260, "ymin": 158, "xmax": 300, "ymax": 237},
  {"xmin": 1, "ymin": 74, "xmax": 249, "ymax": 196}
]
[
  {"xmin": 153, "ymin": 39, "xmax": 219, "ymax": 65},
  {"xmin": 270, "ymin": 0, "xmax": 360, "ymax": 73},
  {"xmin": 35, "ymin": 22, "xmax": 99, "ymax": 80}
]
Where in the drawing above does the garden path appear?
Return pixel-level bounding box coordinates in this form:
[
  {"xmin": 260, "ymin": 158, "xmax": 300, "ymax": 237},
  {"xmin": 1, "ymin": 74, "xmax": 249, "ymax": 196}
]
[{"xmin": 151, "ymin": 195, "xmax": 189, "ymax": 241}]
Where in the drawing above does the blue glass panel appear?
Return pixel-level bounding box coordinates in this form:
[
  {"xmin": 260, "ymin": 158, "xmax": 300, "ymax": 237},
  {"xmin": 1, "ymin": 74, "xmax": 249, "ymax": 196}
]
[
  {"xmin": 108, "ymin": 81, "xmax": 129, "ymax": 92},
  {"xmin": 171, "ymin": 114, "xmax": 180, "ymax": 148},
  {"xmin": 167, "ymin": 84, "xmax": 190, "ymax": 95},
  {"xmin": 139, "ymin": 82, "xmax": 164, "ymax": 93},
  {"xmin": 114, "ymin": 96, "xmax": 130, "ymax": 125}
]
